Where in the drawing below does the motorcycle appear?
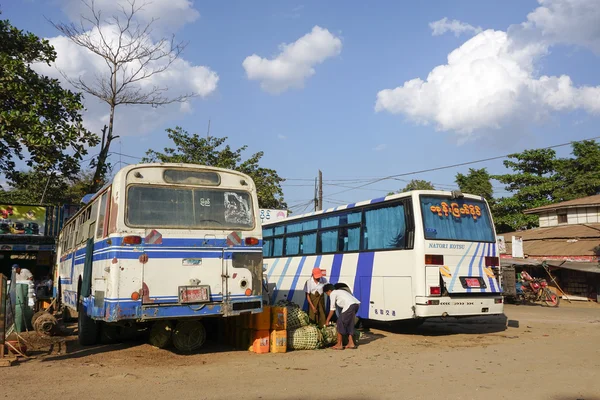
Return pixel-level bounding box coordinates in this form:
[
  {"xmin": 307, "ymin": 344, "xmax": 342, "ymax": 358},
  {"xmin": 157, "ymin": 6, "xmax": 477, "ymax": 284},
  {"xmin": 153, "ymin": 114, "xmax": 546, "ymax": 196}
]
[{"xmin": 516, "ymin": 271, "xmax": 560, "ymax": 307}]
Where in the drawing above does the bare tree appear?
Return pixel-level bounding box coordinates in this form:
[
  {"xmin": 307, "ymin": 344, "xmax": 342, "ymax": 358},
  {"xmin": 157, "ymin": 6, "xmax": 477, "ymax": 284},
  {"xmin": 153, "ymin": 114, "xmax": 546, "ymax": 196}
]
[{"xmin": 51, "ymin": 0, "xmax": 196, "ymax": 192}]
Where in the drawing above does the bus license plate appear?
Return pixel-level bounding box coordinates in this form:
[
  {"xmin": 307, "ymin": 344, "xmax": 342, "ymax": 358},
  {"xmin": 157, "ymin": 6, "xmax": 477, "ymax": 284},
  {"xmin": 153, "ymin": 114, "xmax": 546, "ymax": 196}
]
[
  {"xmin": 179, "ymin": 286, "xmax": 210, "ymax": 303},
  {"xmin": 465, "ymin": 278, "xmax": 481, "ymax": 288}
]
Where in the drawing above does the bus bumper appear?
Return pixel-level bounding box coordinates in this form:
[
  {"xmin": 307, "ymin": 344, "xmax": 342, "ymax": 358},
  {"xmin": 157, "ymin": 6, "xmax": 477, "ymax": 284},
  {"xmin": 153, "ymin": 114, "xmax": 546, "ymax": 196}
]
[
  {"xmin": 414, "ymin": 296, "xmax": 504, "ymax": 318},
  {"xmin": 95, "ymin": 296, "xmax": 263, "ymax": 322}
]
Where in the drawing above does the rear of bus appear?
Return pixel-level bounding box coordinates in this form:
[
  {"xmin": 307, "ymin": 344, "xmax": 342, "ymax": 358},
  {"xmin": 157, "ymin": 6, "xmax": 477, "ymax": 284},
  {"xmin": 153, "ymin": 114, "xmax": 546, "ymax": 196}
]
[
  {"xmin": 413, "ymin": 191, "xmax": 503, "ymax": 318},
  {"xmin": 107, "ymin": 164, "xmax": 263, "ymax": 321}
]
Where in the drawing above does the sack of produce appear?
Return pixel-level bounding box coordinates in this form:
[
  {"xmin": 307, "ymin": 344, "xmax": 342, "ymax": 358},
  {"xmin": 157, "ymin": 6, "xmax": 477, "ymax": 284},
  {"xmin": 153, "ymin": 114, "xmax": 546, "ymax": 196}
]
[
  {"xmin": 287, "ymin": 325, "xmax": 322, "ymax": 351},
  {"xmin": 320, "ymin": 325, "xmax": 338, "ymax": 347}
]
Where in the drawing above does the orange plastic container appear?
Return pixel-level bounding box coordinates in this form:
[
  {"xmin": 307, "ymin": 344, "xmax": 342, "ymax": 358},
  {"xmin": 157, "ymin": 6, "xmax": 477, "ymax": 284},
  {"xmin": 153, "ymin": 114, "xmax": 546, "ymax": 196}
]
[
  {"xmin": 252, "ymin": 306, "xmax": 271, "ymax": 330},
  {"xmin": 270, "ymin": 330, "xmax": 287, "ymax": 353},
  {"xmin": 252, "ymin": 330, "xmax": 270, "ymax": 354},
  {"xmin": 270, "ymin": 306, "xmax": 287, "ymax": 330}
]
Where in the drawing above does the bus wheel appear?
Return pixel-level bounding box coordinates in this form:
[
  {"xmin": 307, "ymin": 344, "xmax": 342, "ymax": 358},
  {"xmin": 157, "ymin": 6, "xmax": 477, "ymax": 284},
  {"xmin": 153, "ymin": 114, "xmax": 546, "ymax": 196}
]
[
  {"xmin": 149, "ymin": 321, "xmax": 174, "ymax": 349},
  {"xmin": 173, "ymin": 320, "xmax": 206, "ymax": 353},
  {"xmin": 78, "ymin": 302, "xmax": 99, "ymax": 346},
  {"xmin": 100, "ymin": 323, "xmax": 120, "ymax": 344}
]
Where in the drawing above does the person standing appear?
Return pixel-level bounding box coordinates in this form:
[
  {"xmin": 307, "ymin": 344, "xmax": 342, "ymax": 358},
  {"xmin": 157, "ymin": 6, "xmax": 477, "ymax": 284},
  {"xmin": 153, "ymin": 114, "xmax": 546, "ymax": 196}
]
[
  {"xmin": 324, "ymin": 283, "xmax": 360, "ymax": 350},
  {"xmin": 13, "ymin": 264, "xmax": 33, "ymax": 283},
  {"xmin": 304, "ymin": 267, "xmax": 328, "ymax": 327}
]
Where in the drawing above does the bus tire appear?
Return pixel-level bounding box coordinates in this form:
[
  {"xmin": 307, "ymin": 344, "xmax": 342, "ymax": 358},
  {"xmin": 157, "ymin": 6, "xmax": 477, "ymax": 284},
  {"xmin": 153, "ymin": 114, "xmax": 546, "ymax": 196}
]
[
  {"xmin": 100, "ymin": 323, "xmax": 120, "ymax": 344},
  {"xmin": 149, "ymin": 321, "xmax": 174, "ymax": 349},
  {"xmin": 78, "ymin": 302, "xmax": 99, "ymax": 346},
  {"xmin": 173, "ymin": 320, "xmax": 206, "ymax": 353}
]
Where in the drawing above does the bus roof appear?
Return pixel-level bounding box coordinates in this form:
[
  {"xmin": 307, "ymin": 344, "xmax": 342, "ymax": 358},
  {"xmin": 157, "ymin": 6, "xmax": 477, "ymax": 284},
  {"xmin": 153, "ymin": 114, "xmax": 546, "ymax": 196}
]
[{"xmin": 264, "ymin": 190, "xmax": 487, "ymax": 226}]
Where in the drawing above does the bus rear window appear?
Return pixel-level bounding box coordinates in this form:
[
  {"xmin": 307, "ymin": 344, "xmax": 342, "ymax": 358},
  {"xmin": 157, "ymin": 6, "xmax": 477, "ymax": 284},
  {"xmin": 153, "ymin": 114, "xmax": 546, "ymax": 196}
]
[
  {"xmin": 127, "ymin": 186, "xmax": 254, "ymax": 229},
  {"xmin": 163, "ymin": 169, "xmax": 220, "ymax": 186},
  {"xmin": 420, "ymin": 196, "xmax": 494, "ymax": 242}
]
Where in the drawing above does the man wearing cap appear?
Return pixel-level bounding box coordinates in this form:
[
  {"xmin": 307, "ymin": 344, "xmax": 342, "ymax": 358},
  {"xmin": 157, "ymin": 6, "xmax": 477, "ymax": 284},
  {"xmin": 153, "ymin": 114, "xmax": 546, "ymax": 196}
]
[
  {"xmin": 304, "ymin": 267, "xmax": 328, "ymax": 327},
  {"xmin": 13, "ymin": 264, "xmax": 33, "ymax": 283}
]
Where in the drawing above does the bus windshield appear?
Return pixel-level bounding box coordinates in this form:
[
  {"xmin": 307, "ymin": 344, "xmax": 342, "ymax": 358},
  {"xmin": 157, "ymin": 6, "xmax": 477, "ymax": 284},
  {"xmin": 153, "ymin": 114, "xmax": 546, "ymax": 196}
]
[
  {"xmin": 420, "ymin": 195, "xmax": 495, "ymax": 242},
  {"xmin": 127, "ymin": 186, "xmax": 254, "ymax": 229}
]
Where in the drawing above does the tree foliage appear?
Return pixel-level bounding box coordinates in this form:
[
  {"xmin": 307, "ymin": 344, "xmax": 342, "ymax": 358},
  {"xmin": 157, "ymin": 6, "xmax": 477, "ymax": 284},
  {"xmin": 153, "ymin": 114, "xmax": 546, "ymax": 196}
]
[
  {"xmin": 143, "ymin": 127, "xmax": 287, "ymax": 209},
  {"xmin": 0, "ymin": 14, "xmax": 98, "ymax": 179},
  {"xmin": 401, "ymin": 179, "xmax": 435, "ymax": 192},
  {"xmin": 0, "ymin": 170, "xmax": 100, "ymax": 205},
  {"xmin": 554, "ymin": 140, "xmax": 600, "ymax": 201},
  {"xmin": 455, "ymin": 168, "xmax": 493, "ymax": 202}
]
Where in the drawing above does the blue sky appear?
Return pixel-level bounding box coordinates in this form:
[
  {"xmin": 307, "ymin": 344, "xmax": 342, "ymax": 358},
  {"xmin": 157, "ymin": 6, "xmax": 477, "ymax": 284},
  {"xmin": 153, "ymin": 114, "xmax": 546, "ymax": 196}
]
[{"xmin": 4, "ymin": 0, "xmax": 600, "ymax": 212}]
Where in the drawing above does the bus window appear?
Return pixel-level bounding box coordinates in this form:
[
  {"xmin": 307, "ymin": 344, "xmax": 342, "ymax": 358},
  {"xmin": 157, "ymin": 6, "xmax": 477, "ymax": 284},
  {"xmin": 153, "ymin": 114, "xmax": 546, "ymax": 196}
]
[
  {"xmin": 364, "ymin": 204, "xmax": 406, "ymax": 250},
  {"xmin": 320, "ymin": 229, "xmax": 338, "ymax": 253},
  {"xmin": 273, "ymin": 237, "xmax": 283, "ymax": 257},
  {"xmin": 340, "ymin": 227, "xmax": 360, "ymax": 251},
  {"xmin": 300, "ymin": 232, "xmax": 317, "ymax": 254},
  {"xmin": 96, "ymin": 192, "xmax": 108, "ymax": 239},
  {"xmin": 263, "ymin": 239, "xmax": 273, "ymax": 257},
  {"xmin": 420, "ymin": 196, "xmax": 494, "ymax": 242},
  {"xmin": 285, "ymin": 235, "xmax": 300, "ymax": 256}
]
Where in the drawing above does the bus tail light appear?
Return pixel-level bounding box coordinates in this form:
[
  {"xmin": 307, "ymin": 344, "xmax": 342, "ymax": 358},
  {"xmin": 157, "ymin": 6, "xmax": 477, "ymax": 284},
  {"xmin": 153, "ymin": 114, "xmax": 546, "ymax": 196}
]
[
  {"xmin": 427, "ymin": 299, "xmax": 440, "ymax": 305},
  {"xmin": 245, "ymin": 288, "xmax": 252, "ymax": 296},
  {"xmin": 495, "ymin": 298, "xmax": 503, "ymax": 304},
  {"xmin": 131, "ymin": 292, "xmax": 140, "ymax": 301},
  {"xmin": 425, "ymin": 254, "xmax": 444, "ymax": 265},
  {"xmin": 429, "ymin": 286, "xmax": 441, "ymax": 296},
  {"xmin": 245, "ymin": 237, "xmax": 259, "ymax": 246},
  {"xmin": 123, "ymin": 235, "xmax": 142, "ymax": 245},
  {"xmin": 485, "ymin": 256, "xmax": 499, "ymax": 267}
]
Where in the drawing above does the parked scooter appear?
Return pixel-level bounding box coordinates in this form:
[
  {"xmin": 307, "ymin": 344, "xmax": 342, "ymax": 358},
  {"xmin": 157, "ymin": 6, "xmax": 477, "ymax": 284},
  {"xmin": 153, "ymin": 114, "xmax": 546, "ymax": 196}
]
[{"xmin": 516, "ymin": 271, "xmax": 560, "ymax": 307}]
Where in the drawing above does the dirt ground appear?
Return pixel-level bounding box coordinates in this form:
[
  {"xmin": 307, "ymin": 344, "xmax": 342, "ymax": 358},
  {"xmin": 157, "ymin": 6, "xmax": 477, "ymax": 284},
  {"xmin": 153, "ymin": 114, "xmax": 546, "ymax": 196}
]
[{"xmin": 1, "ymin": 303, "xmax": 599, "ymax": 400}]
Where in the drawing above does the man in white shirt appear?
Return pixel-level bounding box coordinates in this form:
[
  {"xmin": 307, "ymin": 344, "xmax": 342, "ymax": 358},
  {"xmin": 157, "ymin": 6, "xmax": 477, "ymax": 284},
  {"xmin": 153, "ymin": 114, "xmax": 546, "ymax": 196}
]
[
  {"xmin": 14, "ymin": 264, "xmax": 33, "ymax": 283},
  {"xmin": 324, "ymin": 283, "xmax": 360, "ymax": 350},
  {"xmin": 304, "ymin": 268, "xmax": 328, "ymax": 327}
]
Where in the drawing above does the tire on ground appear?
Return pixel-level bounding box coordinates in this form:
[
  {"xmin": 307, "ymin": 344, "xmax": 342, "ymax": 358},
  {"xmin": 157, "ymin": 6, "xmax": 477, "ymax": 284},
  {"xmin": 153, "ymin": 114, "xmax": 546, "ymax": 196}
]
[
  {"xmin": 100, "ymin": 323, "xmax": 120, "ymax": 344},
  {"xmin": 172, "ymin": 320, "xmax": 206, "ymax": 353},
  {"xmin": 149, "ymin": 321, "xmax": 174, "ymax": 349},
  {"xmin": 78, "ymin": 302, "xmax": 99, "ymax": 346}
]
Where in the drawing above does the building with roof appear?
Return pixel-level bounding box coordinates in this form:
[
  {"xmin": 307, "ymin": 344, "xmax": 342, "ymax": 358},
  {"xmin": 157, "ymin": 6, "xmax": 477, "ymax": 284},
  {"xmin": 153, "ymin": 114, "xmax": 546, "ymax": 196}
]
[{"xmin": 499, "ymin": 195, "xmax": 600, "ymax": 301}]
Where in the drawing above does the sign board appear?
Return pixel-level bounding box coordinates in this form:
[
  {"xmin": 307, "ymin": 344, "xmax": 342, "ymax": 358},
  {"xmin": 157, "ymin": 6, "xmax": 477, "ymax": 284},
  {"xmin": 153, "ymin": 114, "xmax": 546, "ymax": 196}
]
[
  {"xmin": 259, "ymin": 209, "xmax": 288, "ymax": 225},
  {"xmin": 512, "ymin": 236, "xmax": 524, "ymax": 258},
  {"xmin": 0, "ymin": 204, "xmax": 47, "ymax": 236},
  {"xmin": 497, "ymin": 236, "xmax": 506, "ymax": 254}
]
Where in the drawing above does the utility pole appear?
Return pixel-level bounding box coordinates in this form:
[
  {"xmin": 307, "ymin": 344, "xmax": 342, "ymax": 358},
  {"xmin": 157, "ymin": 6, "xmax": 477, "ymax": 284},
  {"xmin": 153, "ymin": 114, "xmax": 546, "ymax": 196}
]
[
  {"xmin": 314, "ymin": 177, "xmax": 318, "ymax": 211},
  {"xmin": 207, "ymin": 119, "xmax": 211, "ymax": 139},
  {"xmin": 317, "ymin": 170, "xmax": 323, "ymax": 211}
]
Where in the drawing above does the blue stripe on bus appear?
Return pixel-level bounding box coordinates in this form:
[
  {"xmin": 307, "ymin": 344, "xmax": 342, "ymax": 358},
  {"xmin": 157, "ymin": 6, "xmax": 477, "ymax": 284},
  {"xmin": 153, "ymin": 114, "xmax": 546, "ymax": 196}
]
[
  {"xmin": 466, "ymin": 243, "xmax": 481, "ymax": 293},
  {"xmin": 354, "ymin": 252, "xmax": 375, "ymax": 319},
  {"xmin": 478, "ymin": 244, "xmax": 487, "ymax": 293},
  {"xmin": 267, "ymin": 258, "xmax": 280, "ymax": 280},
  {"xmin": 329, "ymin": 254, "xmax": 344, "ymax": 285},
  {"xmin": 369, "ymin": 197, "xmax": 385, "ymax": 204},
  {"xmin": 272, "ymin": 258, "xmax": 293, "ymax": 301},
  {"xmin": 449, "ymin": 243, "xmax": 473, "ymax": 292},
  {"xmin": 287, "ymin": 256, "xmax": 308, "ymax": 304}
]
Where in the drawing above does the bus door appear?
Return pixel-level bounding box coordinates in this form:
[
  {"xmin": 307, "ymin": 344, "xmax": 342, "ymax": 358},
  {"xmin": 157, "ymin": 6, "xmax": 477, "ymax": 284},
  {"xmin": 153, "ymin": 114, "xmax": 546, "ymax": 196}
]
[{"xmin": 140, "ymin": 230, "xmax": 225, "ymax": 305}]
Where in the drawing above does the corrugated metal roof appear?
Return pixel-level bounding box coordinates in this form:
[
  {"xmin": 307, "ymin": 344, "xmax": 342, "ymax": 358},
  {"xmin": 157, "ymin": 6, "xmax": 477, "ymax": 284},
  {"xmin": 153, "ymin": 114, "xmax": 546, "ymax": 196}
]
[
  {"xmin": 504, "ymin": 239, "xmax": 599, "ymax": 257},
  {"xmin": 525, "ymin": 194, "xmax": 600, "ymax": 214},
  {"xmin": 501, "ymin": 224, "xmax": 600, "ymax": 240}
]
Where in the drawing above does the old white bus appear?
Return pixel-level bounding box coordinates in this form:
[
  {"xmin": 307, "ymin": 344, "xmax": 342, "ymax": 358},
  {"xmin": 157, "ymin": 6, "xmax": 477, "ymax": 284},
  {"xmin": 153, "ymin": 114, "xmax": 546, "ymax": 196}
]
[
  {"xmin": 54, "ymin": 163, "xmax": 263, "ymax": 350},
  {"xmin": 263, "ymin": 190, "xmax": 503, "ymax": 325}
]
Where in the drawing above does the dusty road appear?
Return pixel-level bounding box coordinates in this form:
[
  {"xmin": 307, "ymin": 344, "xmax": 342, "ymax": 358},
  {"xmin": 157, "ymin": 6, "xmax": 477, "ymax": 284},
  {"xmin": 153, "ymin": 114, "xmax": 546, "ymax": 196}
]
[{"xmin": 1, "ymin": 303, "xmax": 599, "ymax": 400}]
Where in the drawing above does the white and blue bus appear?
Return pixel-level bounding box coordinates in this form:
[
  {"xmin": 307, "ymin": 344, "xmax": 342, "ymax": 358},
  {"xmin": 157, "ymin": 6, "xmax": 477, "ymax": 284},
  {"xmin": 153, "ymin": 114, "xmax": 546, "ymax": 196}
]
[
  {"xmin": 263, "ymin": 190, "xmax": 503, "ymax": 325},
  {"xmin": 54, "ymin": 163, "xmax": 263, "ymax": 349}
]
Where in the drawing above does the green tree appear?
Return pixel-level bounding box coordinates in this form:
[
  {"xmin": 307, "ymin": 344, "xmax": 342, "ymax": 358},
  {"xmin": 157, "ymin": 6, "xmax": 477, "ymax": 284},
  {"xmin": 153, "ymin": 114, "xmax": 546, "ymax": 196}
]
[
  {"xmin": 401, "ymin": 179, "xmax": 435, "ymax": 192},
  {"xmin": 0, "ymin": 169, "xmax": 100, "ymax": 205},
  {"xmin": 554, "ymin": 140, "xmax": 600, "ymax": 201},
  {"xmin": 0, "ymin": 14, "xmax": 98, "ymax": 179},
  {"xmin": 455, "ymin": 168, "xmax": 494, "ymax": 202},
  {"xmin": 492, "ymin": 149, "xmax": 559, "ymax": 232},
  {"xmin": 143, "ymin": 127, "xmax": 287, "ymax": 209}
]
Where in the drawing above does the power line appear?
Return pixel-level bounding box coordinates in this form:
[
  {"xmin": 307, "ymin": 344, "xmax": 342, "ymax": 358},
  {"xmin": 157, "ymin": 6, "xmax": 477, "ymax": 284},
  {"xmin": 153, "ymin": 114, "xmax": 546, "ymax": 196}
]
[{"xmin": 324, "ymin": 135, "xmax": 600, "ymax": 197}]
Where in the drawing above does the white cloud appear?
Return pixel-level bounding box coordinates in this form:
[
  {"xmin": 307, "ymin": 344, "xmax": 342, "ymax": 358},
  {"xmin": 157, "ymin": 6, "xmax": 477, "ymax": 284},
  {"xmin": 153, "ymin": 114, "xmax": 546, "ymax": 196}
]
[
  {"xmin": 429, "ymin": 17, "xmax": 482, "ymax": 37},
  {"xmin": 277, "ymin": 134, "xmax": 287, "ymax": 140},
  {"xmin": 373, "ymin": 144, "xmax": 387, "ymax": 151},
  {"xmin": 34, "ymin": 21, "xmax": 218, "ymax": 137},
  {"xmin": 60, "ymin": 0, "xmax": 200, "ymax": 33},
  {"xmin": 376, "ymin": 0, "xmax": 600, "ymax": 140},
  {"xmin": 242, "ymin": 26, "xmax": 342, "ymax": 94},
  {"xmin": 522, "ymin": 0, "xmax": 600, "ymax": 54}
]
